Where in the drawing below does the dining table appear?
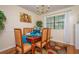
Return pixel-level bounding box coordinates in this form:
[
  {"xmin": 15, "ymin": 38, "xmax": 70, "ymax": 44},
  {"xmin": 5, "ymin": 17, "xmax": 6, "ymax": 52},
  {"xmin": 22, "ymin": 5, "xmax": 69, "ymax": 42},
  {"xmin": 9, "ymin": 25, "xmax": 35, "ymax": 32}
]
[{"xmin": 27, "ymin": 36, "xmax": 41, "ymax": 54}]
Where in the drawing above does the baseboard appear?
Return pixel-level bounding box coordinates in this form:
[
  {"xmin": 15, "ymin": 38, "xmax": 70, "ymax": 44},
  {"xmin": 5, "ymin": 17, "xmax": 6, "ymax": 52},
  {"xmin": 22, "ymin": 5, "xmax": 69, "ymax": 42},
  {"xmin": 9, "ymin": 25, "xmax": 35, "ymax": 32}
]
[
  {"xmin": 0, "ymin": 45, "xmax": 15, "ymax": 52},
  {"xmin": 51, "ymin": 40, "xmax": 67, "ymax": 44},
  {"xmin": 50, "ymin": 40, "xmax": 74, "ymax": 46}
]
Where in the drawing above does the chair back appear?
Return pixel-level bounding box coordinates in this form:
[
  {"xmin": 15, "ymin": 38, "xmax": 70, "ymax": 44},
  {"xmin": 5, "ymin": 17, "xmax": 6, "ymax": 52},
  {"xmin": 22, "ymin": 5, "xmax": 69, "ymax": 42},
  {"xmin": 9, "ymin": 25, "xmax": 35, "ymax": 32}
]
[
  {"xmin": 14, "ymin": 29, "xmax": 23, "ymax": 47},
  {"xmin": 47, "ymin": 28, "xmax": 51, "ymax": 41},
  {"xmin": 41, "ymin": 28, "xmax": 48, "ymax": 42},
  {"xmin": 23, "ymin": 28, "xmax": 33, "ymax": 35}
]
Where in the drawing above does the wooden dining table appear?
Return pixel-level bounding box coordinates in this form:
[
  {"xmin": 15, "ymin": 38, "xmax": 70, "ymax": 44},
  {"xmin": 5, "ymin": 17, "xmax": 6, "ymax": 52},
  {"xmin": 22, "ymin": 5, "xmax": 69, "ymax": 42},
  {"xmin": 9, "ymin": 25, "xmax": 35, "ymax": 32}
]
[{"xmin": 27, "ymin": 36, "xmax": 41, "ymax": 54}]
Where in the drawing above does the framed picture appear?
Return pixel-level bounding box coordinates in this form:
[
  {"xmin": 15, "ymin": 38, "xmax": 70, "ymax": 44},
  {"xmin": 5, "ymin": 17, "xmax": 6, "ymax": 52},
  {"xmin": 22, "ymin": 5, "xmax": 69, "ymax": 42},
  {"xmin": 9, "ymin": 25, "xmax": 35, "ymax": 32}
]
[{"xmin": 20, "ymin": 13, "xmax": 32, "ymax": 23}]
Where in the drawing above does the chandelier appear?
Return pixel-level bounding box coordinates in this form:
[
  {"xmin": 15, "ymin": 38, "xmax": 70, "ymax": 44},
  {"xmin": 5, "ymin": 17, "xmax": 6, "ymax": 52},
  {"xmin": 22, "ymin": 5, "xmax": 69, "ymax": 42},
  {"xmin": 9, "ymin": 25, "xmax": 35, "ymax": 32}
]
[{"xmin": 36, "ymin": 5, "xmax": 50, "ymax": 15}]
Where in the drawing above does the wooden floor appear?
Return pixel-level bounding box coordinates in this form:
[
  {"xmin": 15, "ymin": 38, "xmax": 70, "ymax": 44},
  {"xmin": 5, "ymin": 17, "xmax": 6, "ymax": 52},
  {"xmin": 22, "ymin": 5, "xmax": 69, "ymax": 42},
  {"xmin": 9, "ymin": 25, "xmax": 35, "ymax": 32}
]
[
  {"xmin": 67, "ymin": 45, "xmax": 76, "ymax": 54},
  {"xmin": 53, "ymin": 41, "xmax": 76, "ymax": 54},
  {"xmin": 0, "ymin": 47, "xmax": 16, "ymax": 54},
  {"xmin": 0, "ymin": 41, "xmax": 77, "ymax": 54},
  {"xmin": 75, "ymin": 49, "xmax": 79, "ymax": 54}
]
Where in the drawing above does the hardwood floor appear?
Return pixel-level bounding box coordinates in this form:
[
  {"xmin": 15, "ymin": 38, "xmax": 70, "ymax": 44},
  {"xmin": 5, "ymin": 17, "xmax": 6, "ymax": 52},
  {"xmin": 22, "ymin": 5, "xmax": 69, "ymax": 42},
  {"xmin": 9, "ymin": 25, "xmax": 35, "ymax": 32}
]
[
  {"xmin": 75, "ymin": 49, "xmax": 79, "ymax": 54},
  {"xmin": 0, "ymin": 47, "xmax": 16, "ymax": 54},
  {"xmin": 67, "ymin": 45, "xmax": 76, "ymax": 54},
  {"xmin": 51, "ymin": 41, "xmax": 76, "ymax": 54},
  {"xmin": 0, "ymin": 41, "xmax": 77, "ymax": 54}
]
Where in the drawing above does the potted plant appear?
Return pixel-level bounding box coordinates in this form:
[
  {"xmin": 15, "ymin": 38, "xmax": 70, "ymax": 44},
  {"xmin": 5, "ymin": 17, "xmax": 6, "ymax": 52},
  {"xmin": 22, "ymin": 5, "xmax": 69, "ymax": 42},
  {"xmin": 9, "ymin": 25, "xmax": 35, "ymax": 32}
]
[
  {"xmin": 0, "ymin": 11, "xmax": 6, "ymax": 32},
  {"xmin": 36, "ymin": 20, "xmax": 43, "ymax": 30}
]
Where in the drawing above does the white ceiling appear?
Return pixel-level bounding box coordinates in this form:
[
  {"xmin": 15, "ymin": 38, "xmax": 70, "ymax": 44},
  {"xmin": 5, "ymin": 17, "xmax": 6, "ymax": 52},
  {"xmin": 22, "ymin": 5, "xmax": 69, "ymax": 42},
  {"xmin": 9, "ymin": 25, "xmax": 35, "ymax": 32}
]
[{"xmin": 19, "ymin": 5, "xmax": 73, "ymax": 15}]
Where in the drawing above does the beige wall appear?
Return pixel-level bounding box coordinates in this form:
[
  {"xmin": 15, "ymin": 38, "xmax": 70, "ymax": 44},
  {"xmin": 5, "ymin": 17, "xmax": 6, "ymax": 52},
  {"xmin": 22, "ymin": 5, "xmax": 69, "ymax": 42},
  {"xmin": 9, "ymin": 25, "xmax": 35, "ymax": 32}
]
[{"xmin": 0, "ymin": 5, "xmax": 40, "ymax": 51}]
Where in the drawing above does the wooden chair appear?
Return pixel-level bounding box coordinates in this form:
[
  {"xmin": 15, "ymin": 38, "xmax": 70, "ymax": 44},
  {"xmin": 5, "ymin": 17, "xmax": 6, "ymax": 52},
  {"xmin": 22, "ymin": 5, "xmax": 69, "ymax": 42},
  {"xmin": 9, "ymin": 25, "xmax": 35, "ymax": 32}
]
[
  {"xmin": 14, "ymin": 28, "xmax": 31, "ymax": 54},
  {"xmin": 35, "ymin": 28, "xmax": 48, "ymax": 53},
  {"xmin": 46, "ymin": 28, "xmax": 51, "ymax": 49},
  {"xmin": 23, "ymin": 28, "xmax": 33, "ymax": 35}
]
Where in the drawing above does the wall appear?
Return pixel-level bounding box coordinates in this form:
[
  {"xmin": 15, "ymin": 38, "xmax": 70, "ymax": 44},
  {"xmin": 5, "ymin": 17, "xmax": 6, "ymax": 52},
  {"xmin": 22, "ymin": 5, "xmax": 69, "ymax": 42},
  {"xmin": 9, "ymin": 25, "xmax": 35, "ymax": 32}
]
[
  {"xmin": 0, "ymin": 5, "xmax": 40, "ymax": 51},
  {"xmin": 41, "ymin": 6, "xmax": 79, "ymax": 45}
]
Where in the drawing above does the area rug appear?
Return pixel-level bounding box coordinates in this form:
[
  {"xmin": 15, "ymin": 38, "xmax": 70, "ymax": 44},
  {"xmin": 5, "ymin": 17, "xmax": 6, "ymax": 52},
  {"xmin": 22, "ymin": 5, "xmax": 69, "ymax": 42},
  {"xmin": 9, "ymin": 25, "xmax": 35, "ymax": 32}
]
[
  {"xmin": 35, "ymin": 46, "xmax": 66, "ymax": 54},
  {"xmin": 27, "ymin": 41, "xmax": 67, "ymax": 54}
]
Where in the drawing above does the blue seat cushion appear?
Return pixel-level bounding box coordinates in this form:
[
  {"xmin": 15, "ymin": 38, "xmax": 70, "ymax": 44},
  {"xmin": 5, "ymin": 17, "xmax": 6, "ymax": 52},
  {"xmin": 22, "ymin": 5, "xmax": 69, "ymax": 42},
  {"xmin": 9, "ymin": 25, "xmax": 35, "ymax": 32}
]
[{"xmin": 22, "ymin": 35, "xmax": 27, "ymax": 44}]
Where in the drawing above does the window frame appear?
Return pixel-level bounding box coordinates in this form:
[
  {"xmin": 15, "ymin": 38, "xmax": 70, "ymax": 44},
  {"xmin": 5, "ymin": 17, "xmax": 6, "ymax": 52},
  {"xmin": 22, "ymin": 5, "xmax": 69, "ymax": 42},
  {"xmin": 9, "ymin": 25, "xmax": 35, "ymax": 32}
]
[{"xmin": 46, "ymin": 13, "xmax": 65, "ymax": 29}]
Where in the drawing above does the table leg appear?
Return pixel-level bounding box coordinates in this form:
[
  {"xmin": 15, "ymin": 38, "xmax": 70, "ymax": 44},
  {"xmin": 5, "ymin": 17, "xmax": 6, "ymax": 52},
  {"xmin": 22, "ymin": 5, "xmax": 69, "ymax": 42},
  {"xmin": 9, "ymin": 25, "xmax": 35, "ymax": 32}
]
[{"xmin": 31, "ymin": 41, "xmax": 35, "ymax": 54}]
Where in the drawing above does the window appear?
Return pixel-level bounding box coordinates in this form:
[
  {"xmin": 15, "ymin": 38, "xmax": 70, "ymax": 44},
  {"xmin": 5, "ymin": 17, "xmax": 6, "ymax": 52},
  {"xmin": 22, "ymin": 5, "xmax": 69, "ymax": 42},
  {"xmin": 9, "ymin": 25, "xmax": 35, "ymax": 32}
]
[
  {"xmin": 46, "ymin": 16, "xmax": 54, "ymax": 29},
  {"xmin": 46, "ymin": 14, "xmax": 64, "ymax": 29}
]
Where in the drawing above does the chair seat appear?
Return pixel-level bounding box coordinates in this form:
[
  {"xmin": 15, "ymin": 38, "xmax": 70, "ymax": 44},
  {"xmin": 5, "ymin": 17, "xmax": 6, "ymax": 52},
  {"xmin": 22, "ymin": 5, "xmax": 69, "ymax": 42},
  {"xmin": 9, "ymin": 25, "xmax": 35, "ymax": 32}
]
[
  {"xmin": 55, "ymin": 46, "xmax": 61, "ymax": 50},
  {"xmin": 35, "ymin": 40, "xmax": 50, "ymax": 48},
  {"xmin": 17, "ymin": 43, "xmax": 31, "ymax": 53},
  {"xmin": 35, "ymin": 41, "xmax": 46, "ymax": 48}
]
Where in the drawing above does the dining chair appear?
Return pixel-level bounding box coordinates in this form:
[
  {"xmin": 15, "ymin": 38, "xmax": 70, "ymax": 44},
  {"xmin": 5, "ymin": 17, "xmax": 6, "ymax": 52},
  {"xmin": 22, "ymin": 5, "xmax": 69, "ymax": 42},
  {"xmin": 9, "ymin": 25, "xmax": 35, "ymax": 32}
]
[
  {"xmin": 46, "ymin": 28, "xmax": 51, "ymax": 50},
  {"xmin": 23, "ymin": 28, "xmax": 33, "ymax": 35},
  {"xmin": 35, "ymin": 28, "xmax": 48, "ymax": 53},
  {"xmin": 14, "ymin": 28, "xmax": 31, "ymax": 54}
]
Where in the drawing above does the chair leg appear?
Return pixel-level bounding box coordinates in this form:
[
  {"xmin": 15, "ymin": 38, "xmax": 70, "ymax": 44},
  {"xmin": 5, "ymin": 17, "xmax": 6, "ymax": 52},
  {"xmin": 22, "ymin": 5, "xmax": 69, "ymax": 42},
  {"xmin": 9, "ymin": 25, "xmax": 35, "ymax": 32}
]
[
  {"xmin": 32, "ymin": 44, "xmax": 35, "ymax": 54},
  {"xmin": 46, "ymin": 42, "xmax": 49, "ymax": 51},
  {"xmin": 22, "ymin": 52, "xmax": 24, "ymax": 54},
  {"xmin": 46, "ymin": 43, "xmax": 48, "ymax": 51},
  {"xmin": 48, "ymin": 41, "xmax": 51, "ymax": 49},
  {"xmin": 15, "ymin": 48, "xmax": 18, "ymax": 54},
  {"xmin": 40, "ymin": 48, "xmax": 42, "ymax": 54},
  {"xmin": 21, "ymin": 49, "xmax": 23, "ymax": 54},
  {"xmin": 16, "ymin": 50, "xmax": 18, "ymax": 54}
]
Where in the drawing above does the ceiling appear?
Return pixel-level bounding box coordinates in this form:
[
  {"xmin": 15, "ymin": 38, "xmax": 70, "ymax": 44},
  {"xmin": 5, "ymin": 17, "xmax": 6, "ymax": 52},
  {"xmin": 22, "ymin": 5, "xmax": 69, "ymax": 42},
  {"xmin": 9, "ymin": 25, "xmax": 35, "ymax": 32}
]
[{"xmin": 19, "ymin": 5, "xmax": 73, "ymax": 15}]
